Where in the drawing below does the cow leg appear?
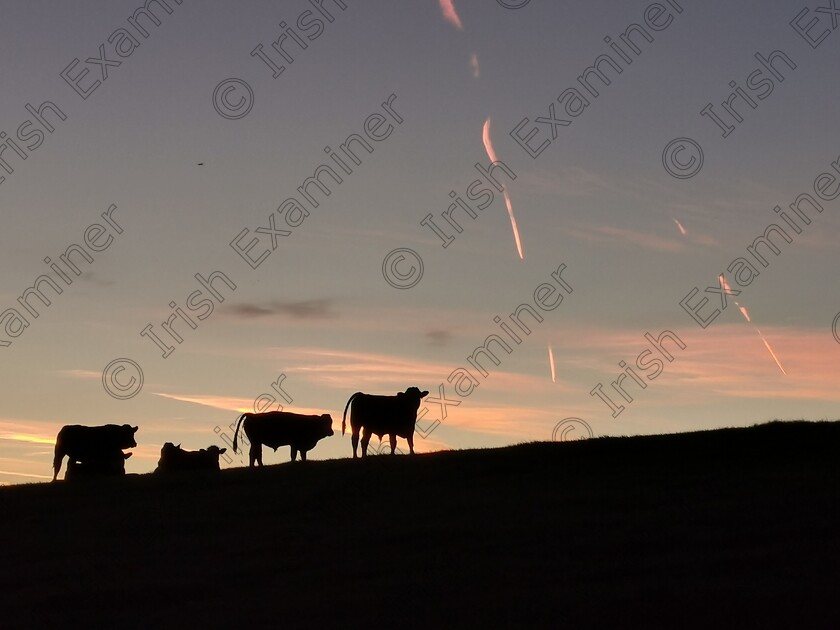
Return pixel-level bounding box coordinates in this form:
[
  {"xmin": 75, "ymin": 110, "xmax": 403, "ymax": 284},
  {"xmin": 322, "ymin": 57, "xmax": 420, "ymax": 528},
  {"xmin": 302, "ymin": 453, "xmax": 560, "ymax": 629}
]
[
  {"xmin": 291, "ymin": 447, "xmax": 298, "ymax": 462},
  {"xmin": 407, "ymin": 434, "xmax": 415, "ymax": 455},
  {"xmin": 389, "ymin": 434, "xmax": 397, "ymax": 454},
  {"xmin": 351, "ymin": 430, "xmax": 360, "ymax": 459},
  {"xmin": 52, "ymin": 451, "xmax": 63, "ymax": 482},
  {"xmin": 360, "ymin": 428, "xmax": 371, "ymax": 458},
  {"xmin": 300, "ymin": 450, "xmax": 307, "ymax": 462},
  {"xmin": 249, "ymin": 442, "xmax": 260, "ymax": 467}
]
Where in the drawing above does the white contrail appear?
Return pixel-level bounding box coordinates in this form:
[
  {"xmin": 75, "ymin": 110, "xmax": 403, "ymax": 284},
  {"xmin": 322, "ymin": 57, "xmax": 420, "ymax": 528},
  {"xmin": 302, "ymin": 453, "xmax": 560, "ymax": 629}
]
[
  {"xmin": 548, "ymin": 344, "xmax": 557, "ymax": 383},
  {"xmin": 720, "ymin": 274, "xmax": 787, "ymax": 376},
  {"xmin": 672, "ymin": 218, "xmax": 687, "ymax": 235},
  {"xmin": 482, "ymin": 118, "xmax": 524, "ymax": 259},
  {"xmin": 439, "ymin": 0, "xmax": 463, "ymax": 29}
]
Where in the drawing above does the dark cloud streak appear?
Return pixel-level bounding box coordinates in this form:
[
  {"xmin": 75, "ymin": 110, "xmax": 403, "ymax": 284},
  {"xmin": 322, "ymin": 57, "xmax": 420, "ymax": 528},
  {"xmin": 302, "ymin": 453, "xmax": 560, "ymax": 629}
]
[{"xmin": 226, "ymin": 299, "xmax": 337, "ymax": 320}]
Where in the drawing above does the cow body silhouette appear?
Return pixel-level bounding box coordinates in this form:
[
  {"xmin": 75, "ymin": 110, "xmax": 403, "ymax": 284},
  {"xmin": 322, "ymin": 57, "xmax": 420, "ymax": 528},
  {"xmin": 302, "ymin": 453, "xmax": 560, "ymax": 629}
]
[
  {"xmin": 65, "ymin": 452, "xmax": 132, "ymax": 482},
  {"xmin": 232, "ymin": 412, "xmax": 334, "ymax": 466},
  {"xmin": 155, "ymin": 443, "xmax": 227, "ymax": 473},
  {"xmin": 342, "ymin": 387, "xmax": 429, "ymax": 458},
  {"xmin": 52, "ymin": 424, "xmax": 138, "ymax": 481}
]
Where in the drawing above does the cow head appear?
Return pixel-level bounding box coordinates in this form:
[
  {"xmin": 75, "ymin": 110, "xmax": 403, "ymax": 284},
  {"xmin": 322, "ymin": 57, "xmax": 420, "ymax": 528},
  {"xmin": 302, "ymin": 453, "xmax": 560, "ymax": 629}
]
[
  {"xmin": 400, "ymin": 387, "xmax": 429, "ymax": 407},
  {"xmin": 204, "ymin": 445, "xmax": 227, "ymax": 457},
  {"xmin": 320, "ymin": 413, "xmax": 335, "ymax": 437},
  {"xmin": 161, "ymin": 442, "xmax": 181, "ymax": 455},
  {"xmin": 119, "ymin": 424, "xmax": 139, "ymax": 449}
]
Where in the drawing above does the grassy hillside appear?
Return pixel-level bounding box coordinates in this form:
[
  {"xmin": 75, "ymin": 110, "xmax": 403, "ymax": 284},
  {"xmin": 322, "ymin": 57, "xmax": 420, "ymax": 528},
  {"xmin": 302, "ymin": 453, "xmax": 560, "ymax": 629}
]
[{"xmin": 1, "ymin": 421, "xmax": 839, "ymax": 629}]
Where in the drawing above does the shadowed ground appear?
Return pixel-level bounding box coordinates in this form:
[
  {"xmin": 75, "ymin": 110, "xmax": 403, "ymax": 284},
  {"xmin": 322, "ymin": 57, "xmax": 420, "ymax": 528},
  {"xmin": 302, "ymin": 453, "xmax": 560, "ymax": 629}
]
[{"xmin": 1, "ymin": 421, "xmax": 839, "ymax": 629}]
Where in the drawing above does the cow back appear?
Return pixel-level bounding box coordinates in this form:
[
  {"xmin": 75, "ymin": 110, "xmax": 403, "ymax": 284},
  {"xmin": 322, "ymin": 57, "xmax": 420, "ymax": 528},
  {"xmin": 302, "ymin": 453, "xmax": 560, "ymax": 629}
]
[
  {"xmin": 244, "ymin": 412, "xmax": 333, "ymax": 450},
  {"xmin": 350, "ymin": 394, "xmax": 419, "ymax": 438},
  {"xmin": 57, "ymin": 424, "xmax": 137, "ymax": 460}
]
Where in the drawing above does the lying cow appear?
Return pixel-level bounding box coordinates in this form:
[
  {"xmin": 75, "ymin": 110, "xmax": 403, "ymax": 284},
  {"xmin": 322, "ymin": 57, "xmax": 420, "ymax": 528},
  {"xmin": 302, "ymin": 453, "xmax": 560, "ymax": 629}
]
[
  {"xmin": 65, "ymin": 452, "xmax": 132, "ymax": 482},
  {"xmin": 53, "ymin": 424, "xmax": 138, "ymax": 481},
  {"xmin": 232, "ymin": 411, "xmax": 334, "ymax": 466},
  {"xmin": 155, "ymin": 442, "xmax": 227, "ymax": 473},
  {"xmin": 342, "ymin": 387, "xmax": 429, "ymax": 458}
]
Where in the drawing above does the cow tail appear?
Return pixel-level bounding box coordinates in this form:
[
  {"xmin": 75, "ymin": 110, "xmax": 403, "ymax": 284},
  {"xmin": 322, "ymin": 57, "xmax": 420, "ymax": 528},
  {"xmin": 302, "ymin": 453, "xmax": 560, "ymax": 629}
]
[
  {"xmin": 232, "ymin": 414, "xmax": 247, "ymax": 453},
  {"xmin": 342, "ymin": 393, "xmax": 361, "ymax": 436},
  {"xmin": 52, "ymin": 438, "xmax": 64, "ymax": 481}
]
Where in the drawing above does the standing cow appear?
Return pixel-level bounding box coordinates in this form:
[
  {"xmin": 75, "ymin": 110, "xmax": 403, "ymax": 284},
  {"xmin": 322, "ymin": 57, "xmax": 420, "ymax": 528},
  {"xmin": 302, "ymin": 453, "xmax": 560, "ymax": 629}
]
[
  {"xmin": 232, "ymin": 412, "xmax": 334, "ymax": 466},
  {"xmin": 342, "ymin": 387, "xmax": 429, "ymax": 458},
  {"xmin": 53, "ymin": 424, "xmax": 138, "ymax": 481}
]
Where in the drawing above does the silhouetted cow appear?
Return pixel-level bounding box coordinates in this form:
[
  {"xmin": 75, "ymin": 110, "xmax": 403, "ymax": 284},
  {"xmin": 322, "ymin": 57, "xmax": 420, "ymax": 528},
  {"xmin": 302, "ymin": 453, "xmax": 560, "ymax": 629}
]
[
  {"xmin": 342, "ymin": 387, "xmax": 429, "ymax": 458},
  {"xmin": 155, "ymin": 442, "xmax": 227, "ymax": 473},
  {"xmin": 53, "ymin": 424, "xmax": 138, "ymax": 481},
  {"xmin": 232, "ymin": 412, "xmax": 334, "ymax": 466},
  {"xmin": 65, "ymin": 452, "xmax": 132, "ymax": 482}
]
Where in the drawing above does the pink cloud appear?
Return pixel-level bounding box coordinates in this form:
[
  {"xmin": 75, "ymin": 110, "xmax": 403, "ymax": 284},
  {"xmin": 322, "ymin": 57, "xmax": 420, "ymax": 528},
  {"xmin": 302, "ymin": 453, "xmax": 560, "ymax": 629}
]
[{"xmin": 152, "ymin": 392, "xmax": 328, "ymax": 417}]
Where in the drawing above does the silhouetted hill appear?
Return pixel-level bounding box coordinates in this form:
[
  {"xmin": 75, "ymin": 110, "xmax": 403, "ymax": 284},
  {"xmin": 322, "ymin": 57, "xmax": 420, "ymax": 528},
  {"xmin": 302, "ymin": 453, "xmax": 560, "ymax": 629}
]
[{"xmin": 1, "ymin": 420, "xmax": 839, "ymax": 629}]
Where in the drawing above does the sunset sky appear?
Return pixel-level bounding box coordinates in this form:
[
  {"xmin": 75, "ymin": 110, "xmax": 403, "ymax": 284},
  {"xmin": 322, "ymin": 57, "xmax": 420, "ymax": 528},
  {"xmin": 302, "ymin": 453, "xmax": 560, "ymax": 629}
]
[{"xmin": 2, "ymin": 0, "xmax": 839, "ymax": 483}]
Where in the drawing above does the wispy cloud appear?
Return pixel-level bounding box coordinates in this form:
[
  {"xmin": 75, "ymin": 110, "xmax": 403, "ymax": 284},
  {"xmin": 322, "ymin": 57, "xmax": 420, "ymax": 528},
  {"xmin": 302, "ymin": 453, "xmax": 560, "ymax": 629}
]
[
  {"xmin": 439, "ymin": 404, "xmax": 560, "ymax": 440},
  {"xmin": 153, "ymin": 393, "xmax": 253, "ymax": 413},
  {"xmin": 0, "ymin": 420, "xmax": 57, "ymax": 446},
  {"xmin": 470, "ymin": 52, "xmax": 480, "ymax": 78},
  {"xmin": 278, "ymin": 347, "xmax": 579, "ymax": 396},
  {"xmin": 566, "ymin": 224, "xmax": 685, "ymax": 253},
  {"xmin": 57, "ymin": 369, "xmax": 100, "ymax": 379},
  {"xmin": 559, "ymin": 323, "xmax": 840, "ymax": 402},
  {"xmin": 78, "ymin": 272, "xmax": 114, "ymax": 288},
  {"xmin": 0, "ymin": 433, "xmax": 55, "ymax": 445},
  {"xmin": 225, "ymin": 299, "xmax": 337, "ymax": 320},
  {"xmin": 153, "ymin": 392, "xmax": 328, "ymax": 417},
  {"xmin": 426, "ymin": 329, "xmax": 453, "ymax": 347}
]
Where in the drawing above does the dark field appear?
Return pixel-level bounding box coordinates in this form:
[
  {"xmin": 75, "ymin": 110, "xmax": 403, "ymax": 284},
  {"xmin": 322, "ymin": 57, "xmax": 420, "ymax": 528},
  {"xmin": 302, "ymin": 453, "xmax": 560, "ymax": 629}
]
[{"xmin": 1, "ymin": 421, "xmax": 839, "ymax": 629}]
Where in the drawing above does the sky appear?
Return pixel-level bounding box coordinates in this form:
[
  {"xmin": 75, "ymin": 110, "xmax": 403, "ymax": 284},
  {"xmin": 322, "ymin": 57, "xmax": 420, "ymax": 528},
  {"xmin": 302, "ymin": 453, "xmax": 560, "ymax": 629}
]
[{"xmin": 1, "ymin": 0, "xmax": 840, "ymax": 483}]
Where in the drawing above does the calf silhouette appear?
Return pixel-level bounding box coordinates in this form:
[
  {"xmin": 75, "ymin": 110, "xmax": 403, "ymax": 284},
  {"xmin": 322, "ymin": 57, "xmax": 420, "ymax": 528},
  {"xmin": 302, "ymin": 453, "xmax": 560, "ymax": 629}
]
[
  {"xmin": 155, "ymin": 442, "xmax": 227, "ymax": 473},
  {"xmin": 65, "ymin": 452, "xmax": 132, "ymax": 482}
]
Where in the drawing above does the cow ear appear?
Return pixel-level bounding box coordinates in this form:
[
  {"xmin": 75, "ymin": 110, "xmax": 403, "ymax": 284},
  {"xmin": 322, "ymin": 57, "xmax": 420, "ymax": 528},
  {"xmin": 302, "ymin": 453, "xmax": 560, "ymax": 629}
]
[
  {"xmin": 421, "ymin": 391, "xmax": 429, "ymax": 397},
  {"xmin": 176, "ymin": 443, "xmax": 181, "ymax": 449},
  {"xmin": 219, "ymin": 448, "xmax": 227, "ymax": 454},
  {"xmin": 132, "ymin": 426, "xmax": 138, "ymax": 432},
  {"xmin": 124, "ymin": 453, "xmax": 133, "ymax": 459}
]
